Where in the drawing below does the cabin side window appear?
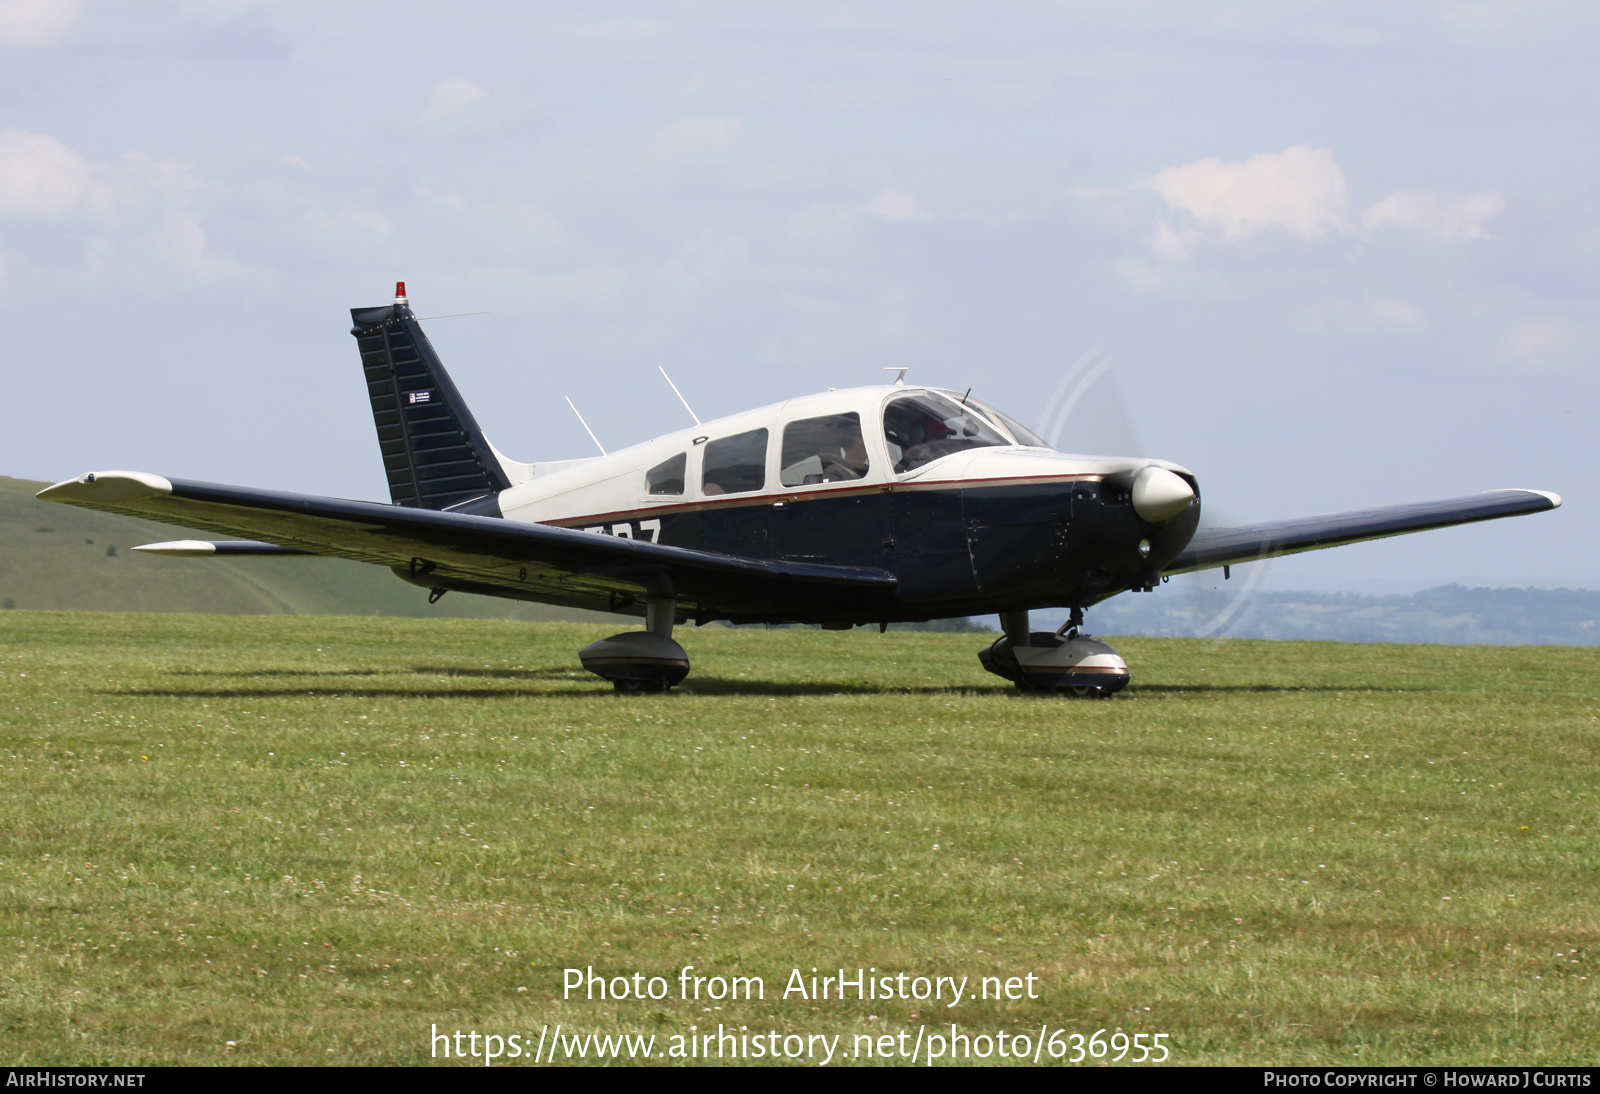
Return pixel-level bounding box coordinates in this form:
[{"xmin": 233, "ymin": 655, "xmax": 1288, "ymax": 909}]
[
  {"xmin": 881, "ymin": 392, "xmax": 1009, "ymax": 474},
  {"xmin": 701, "ymin": 428, "xmax": 768, "ymax": 496},
  {"xmin": 779, "ymin": 412, "xmax": 870, "ymax": 486},
  {"xmin": 646, "ymin": 452, "xmax": 686, "ymax": 496}
]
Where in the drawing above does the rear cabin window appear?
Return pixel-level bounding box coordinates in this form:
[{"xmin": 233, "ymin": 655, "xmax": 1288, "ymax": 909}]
[
  {"xmin": 646, "ymin": 453, "xmax": 686, "ymax": 495},
  {"xmin": 882, "ymin": 392, "xmax": 1009, "ymax": 473},
  {"xmin": 701, "ymin": 429, "xmax": 768, "ymax": 496},
  {"xmin": 780, "ymin": 412, "xmax": 870, "ymax": 486}
]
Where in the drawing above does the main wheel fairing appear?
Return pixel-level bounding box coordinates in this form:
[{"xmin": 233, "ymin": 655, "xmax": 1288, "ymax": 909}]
[
  {"xmin": 978, "ymin": 632, "xmax": 1130, "ymax": 694},
  {"xmin": 579, "ymin": 632, "xmax": 690, "ymax": 691}
]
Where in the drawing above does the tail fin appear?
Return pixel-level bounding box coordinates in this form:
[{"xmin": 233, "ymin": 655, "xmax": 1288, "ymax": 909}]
[{"xmin": 350, "ymin": 284, "xmax": 512, "ymax": 511}]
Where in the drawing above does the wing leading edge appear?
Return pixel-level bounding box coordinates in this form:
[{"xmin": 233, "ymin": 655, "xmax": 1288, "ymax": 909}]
[
  {"xmin": 1165, "ymin": 489, "xmax": 1562, "ymax": 575},
  {"xmin": 38, "ymin": 471, "xmax": 896, "ymax": 623}
]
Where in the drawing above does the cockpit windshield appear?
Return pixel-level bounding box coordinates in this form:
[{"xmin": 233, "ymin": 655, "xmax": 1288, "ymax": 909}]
[
  {"xmin": 962, "ymin": 396, "xmax": 1052, "ymax": 449},
  {"xmin": 882, "ymin": 391, "xmax": 1011, "ymax": 474}
]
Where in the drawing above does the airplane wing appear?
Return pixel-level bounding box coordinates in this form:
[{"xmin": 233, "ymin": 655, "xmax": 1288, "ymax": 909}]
[
  {"xmin": 1164, "ymin": 489, "xmax": 1562, "ymax": 575},
  {"xmin": 37, "ymin": 471, "xmax": 897, "ymax": 623}
]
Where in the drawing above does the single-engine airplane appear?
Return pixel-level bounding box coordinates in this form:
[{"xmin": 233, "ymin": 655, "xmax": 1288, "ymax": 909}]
[{"xmin": 40, "ymin": 283, "xmax": 1563, "ymax": 693}]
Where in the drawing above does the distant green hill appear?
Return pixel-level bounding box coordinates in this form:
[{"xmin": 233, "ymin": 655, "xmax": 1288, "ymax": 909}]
[
  {"xmin": 1092, "ymin": 583, "xmax": 1600, "ymax": 645},
  {"xmin": 0, "ymin": 475, "xmax": 609, "ymax": 622}
]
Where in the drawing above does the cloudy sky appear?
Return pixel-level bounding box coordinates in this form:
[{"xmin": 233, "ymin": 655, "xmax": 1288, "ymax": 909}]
[{"xmin": 2, "ymin": 1, "xmax": 1596, "ymax": 593}]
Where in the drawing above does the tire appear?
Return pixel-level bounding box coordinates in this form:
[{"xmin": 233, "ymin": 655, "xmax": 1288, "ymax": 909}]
[{"xmin": 613, "ymin": 678, "xmax": 668, "ymax": 694}]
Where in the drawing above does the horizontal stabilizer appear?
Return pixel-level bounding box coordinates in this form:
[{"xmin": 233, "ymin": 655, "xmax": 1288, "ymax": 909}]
[
  {"xmin": 131, "ymin": 540, "xmax": 304, "ymax": 556},
  {"xmin": 1166, "ymin": 489, "xmax": 1562, "ymax": 574}
]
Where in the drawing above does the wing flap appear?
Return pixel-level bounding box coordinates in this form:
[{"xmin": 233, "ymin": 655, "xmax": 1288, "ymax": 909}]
[{"xmin": 1166, "ymin": 489, "xmax": 1562, "ymax": 574}]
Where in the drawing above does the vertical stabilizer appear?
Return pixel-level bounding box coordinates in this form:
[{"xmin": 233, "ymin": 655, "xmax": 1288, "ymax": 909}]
[{"xmin": 350, "ymin": 284, "xmax": 512, "ymax": 511}]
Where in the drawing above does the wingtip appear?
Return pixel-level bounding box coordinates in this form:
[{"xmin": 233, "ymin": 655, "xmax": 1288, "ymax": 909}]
[
  {"xmin": 37, "ymin": 471, "xmax": 174, "ymax": 504},
  {"xmin": 1525, "ymin": 489, "xmax": 1563, "ymax": 509}
]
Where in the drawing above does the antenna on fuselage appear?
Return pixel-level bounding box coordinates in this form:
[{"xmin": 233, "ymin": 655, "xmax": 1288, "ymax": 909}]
[
  {"xmin": 657, "ymin": 367, "xmax": 701, "ymax": 425},
  {"xmin": 564, "ymin": 396, "xmax": 607, "ymax": 456},
  {"xmin": 883, "ymin": 367, "xmax": 909, "ymax": 387}
]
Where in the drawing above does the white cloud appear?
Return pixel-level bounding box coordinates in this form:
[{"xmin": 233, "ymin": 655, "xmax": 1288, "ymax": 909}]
[
  {"xmin": 0, "ymin": 131, "xmax": 205, "ymax": 230},
  {"xmin": 414, "ymin": 78, "xmax": 535, "ymax": 140},
  {"xmin": 0, "ymin": 0, "xmax": 83, "ymax": 46},
  {"xmin": 0, "ymin": 128, "xmax": 90, "ymax": 220},
  {"xmin": 866, "ymin": 189, "xmax": 924, "ymax": 221},
  {"xmin": 0, "ymin": 130, "xmax": 229, "ymax": 281},
  {"xmin": 414, "ymin": 185, "xmax": 467, "ymax": 209},
  {"xmin": 306, "ymin": 206, "xmax": 393, "ymax": 241},
  {"xmin": 147, "ymin": 210, "xmax": 240, "ymax": 281},
  {"xmin": 461, "ymin": 265, "xmax": 628, "ymax": 311},
  {"xmin": 119, "ymin": 154, "xmax": 200, "ymax": 204},
  {"xmin": 1361, "ymin": 189, "xmax": 1506, "ymax": 240},
  {"xmin": 345, "ymin": 209, "xmax": 393, "ymax": 236},
  {"xmin": 1143, "ymin": 146, "xmax": 1505, "ymax": 254},
  {"xmin": 1293, "ymin": 296, "xmax": 1429, "ymax": 336},
  {"xmin": 1150, "ymin": 219, "xmax": 1199, "ymax": 260},
  {"xmin": 1492, "ymin": 317, "xmax": 1588, "ymax": 368},
  {"xmin": 479, "ymin": 201, "xmax": 564, "ymax": 245},
  {"xmin": 633, "ymin": 118, "xmax": 744, "ymax": 177},
  {"xmin": 1145, "ymin": 145, "xmax": 1353, "ymax": 239},
  {"xmin": 282, "ymin": 154, "xmax": 312, "ymax": 171}
]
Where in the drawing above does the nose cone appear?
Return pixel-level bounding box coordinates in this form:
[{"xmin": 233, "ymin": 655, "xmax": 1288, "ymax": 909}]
[{"xmin": 1131, "ymin": 466, "xmax": 1195, "ymax": 523}]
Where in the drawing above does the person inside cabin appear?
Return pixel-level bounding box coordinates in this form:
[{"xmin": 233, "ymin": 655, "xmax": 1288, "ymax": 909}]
[
  {"xmin": 779, "ymin": 413, "xmax": 871, "ymax": 486},
  {"xmin": 821, "ymin": 429, "xmax": 870, "ymax": 481}
]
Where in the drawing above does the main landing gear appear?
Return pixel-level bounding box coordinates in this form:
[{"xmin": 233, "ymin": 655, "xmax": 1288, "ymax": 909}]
[
  {"xmin": 578, "ymin": 596, "xmax": 690, "ymax": 693},
  {"xmin": 978, "ymin": 608, "xmax": 1130, "ymax": 697}
]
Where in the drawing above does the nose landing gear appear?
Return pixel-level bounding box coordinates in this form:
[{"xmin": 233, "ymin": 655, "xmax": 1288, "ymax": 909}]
[
  {"xmin": 978, "ymin": 608, "xmax": 1129, "ymax": 696},
  {"xmin": 579, "ymin": 596, "xmax": 690, "ymax": 692}
]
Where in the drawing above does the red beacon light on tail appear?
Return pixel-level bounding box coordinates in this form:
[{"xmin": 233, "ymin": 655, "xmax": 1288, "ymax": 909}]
[{"xmin": 394, "ymin": 281, "xmax": 407, "ymax": 305}]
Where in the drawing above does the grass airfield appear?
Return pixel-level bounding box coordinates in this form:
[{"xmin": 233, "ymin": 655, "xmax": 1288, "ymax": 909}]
[{"xmin": 1, "ymin": 611, "xmax": 1596, "ymax": 1066}]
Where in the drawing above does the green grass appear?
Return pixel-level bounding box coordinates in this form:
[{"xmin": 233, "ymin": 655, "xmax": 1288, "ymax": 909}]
[{"xmin": 1, "ymin": 611, "xmax": 1597, "ymax": 1066}]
